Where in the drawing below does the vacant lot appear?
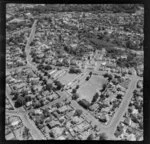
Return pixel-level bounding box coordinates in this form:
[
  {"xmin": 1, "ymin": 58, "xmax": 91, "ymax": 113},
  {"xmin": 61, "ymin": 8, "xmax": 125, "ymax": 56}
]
[
  {"xmin": 77, "ymin": 75, "xmax": 107, "ymax": 103},
  {"xmin": 58, "ymin": 73, "xmax": 78, "ymax": 85}
]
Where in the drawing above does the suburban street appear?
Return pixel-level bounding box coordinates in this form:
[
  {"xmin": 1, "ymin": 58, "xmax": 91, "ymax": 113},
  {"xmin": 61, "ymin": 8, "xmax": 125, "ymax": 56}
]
[
  {"xmin": 6, "ymin": 15, "xmax": 143, "ymax": 140},
  {"xmin": 6, "ymin": 20, "xmax": 46, "ymax": 140},
  {"xmin": 101, "ymin": 75, "xmax": 140, "ymax": 139}
]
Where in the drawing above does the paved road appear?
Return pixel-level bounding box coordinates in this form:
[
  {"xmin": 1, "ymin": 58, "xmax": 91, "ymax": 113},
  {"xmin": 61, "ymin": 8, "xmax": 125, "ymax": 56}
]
[
  {"xmin": 6, "ymin": 20, "xmax": 47, "ymax": 140},
  {"xmin": 102, "ymin": 76, "xmax": 139, "ymax": 138},
  {"xmin": 6, "ymin": 110, "xmax": 46, "ymax": 140},
  {"xmin": 25, "ymin": 20, "xmax": 37, "ymax": 66},
  {"xmin": 6, "ymin": 83, "xmax": 46, "ymax": 140}
]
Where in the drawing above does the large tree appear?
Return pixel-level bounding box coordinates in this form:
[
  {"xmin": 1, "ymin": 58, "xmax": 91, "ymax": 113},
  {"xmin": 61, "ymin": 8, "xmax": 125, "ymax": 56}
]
[
  {"xmin": 99, "ymin": 133, "xmax": 108, "ymax": 140},
  {"xmin": 78, "ymin": 99, "xmax": 90, "ymax": 109},
  {"xmin": 74, "ymin": 109, "xmax": 83, "ymax": 117},
  {"xmin": 72, "ymin": 93, "xmax": 79, "ymax": 100},
  {"xmin": 46, "ymin": 83, "xmax": 53, "ymax": 92},
  {"xmin": 14, "ymin": 96, "xmax": 26, "ymax": 108},
  {"xmin": 91, "ymin": 92, "xmax": 99, "ymax": 104}
]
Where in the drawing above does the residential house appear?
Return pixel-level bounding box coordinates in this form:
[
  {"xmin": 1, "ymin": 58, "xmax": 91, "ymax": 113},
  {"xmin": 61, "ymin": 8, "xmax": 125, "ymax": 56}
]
[
  {"xmin": 76, "ymin": 122, "xmax": 90, "ymax": 132},
  {"xmin": 26, "ymin": 101, "xmax": 32, "ymax": 107},
  {"xmin": 71, "ymin": 116, "xmax": 84, "ymax": 125},
  {"xmin": 5, "ymin": 132, "xmax": 15, "ymax": 140},
  {"xmin": 52, "ymin": 111, "xmax": 61, "ymax": 119},
  {"xmin": 47, "ymin": 120, "xmax": 61, "ymax": 129},
  {"xmin": 14, "ymin": 83, "xmax": 26, "ymax": 90},
  {"xmin": 34, "ymin": 109, "xmax": 43, "ymax": 115},
  {"xmin": 78, "ymin": 130, "xmax": 91, "ymax": 140},
  {"xmin": 57, "ymin": 135, "xmax": 66, "ymax": 140},
  {"xmin": 50, "ymin": 127, "xmax": 65, "ymax": 138},
  {"xmin": 58, "ymin": 105, "xmax": 68, "ymax": 114}
]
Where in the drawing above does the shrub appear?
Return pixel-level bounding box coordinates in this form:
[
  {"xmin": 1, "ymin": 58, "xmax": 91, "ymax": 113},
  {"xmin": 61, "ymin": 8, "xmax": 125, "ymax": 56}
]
[{"xmin": 78, "ymin": 99, "xmax": 90, "ymax": 109}]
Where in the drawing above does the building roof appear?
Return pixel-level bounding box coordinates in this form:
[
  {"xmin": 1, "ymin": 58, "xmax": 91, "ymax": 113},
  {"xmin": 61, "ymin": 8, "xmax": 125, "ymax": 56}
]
[
  {"xmin": 51, "ymin": 127, "xmax": 64, "ymax": 138},
  {"xmin": 5, "ymin": 132, "xmax": 15, "ymax": 140}
]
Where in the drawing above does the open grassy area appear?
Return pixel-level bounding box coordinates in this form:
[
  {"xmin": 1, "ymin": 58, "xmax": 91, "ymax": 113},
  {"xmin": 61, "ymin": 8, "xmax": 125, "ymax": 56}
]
[
  {"xmin": 77, "ymin": 75, "xmax": 107, "ymax": 103},
  {"xmin": 58, "ymin": 73, "xmax": 78, "ymax": 85}
]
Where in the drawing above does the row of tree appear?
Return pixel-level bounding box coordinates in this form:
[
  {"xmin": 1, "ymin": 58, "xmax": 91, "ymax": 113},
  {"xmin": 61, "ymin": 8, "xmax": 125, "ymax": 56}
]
[{"xmin": 20, "ymin": 4, "xmax": 143, "ymax": 14}]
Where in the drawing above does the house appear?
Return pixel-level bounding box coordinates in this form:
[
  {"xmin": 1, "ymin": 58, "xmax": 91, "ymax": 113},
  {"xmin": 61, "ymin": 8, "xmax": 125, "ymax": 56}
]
[
  {"xmin": 114, "ymin": 129, "xmax": 122, "ymax": 137},
  {"xmin": 5, "ymin": 132, "xmax": 15, "ymax": 140},
  {"xmin": 71, "ymin": 116, "xmax": 84, "ymax": 125},
  {"xmin": 30, "ymin": 77, "xmax": 40, "ymax": 83},
  {"xmin": 58, "ymin": 105, "xmax": 68, "ymax": 113},
  {"xmin": 78, "ymin": 130, "xmax": 91, "ymax": 140},
  {"xmin": 132, "ymin": 109, "xmax": 138, "ymax": 115},
  {"xmin": 33, "ymin": 85, "xmax": 43, "ymax": 92},
  {"xmin": 11, "ymin": 120, "xmax": 20, "ymax": 126},
  {"xmin": 14, "ymin": 83, "xmax": 26, "ymax": 89},
  {"xmin": 57, "ymin": 135, "xmax": 66, "ymax": 140},
  {"xmin": 47, "ymin": 120, "xmax": 61, "ymax": 129},
  {"xmin": 66, "ymin": 121, "xmax": 72, "ymax": 129},
  {"xmin": 26, "ymin": 101, "xmax": 32, "ymax": 107},
  {"xmin": 9, "ymin": 116, "xmax": 21, "ymax": 127},
  {"xmin": 34, "ymin": 109, "xmax": 42, "ymax": 115},
  {"xmin": 89, "ymin": 103, "xmax": 99, "ymax": 111},
  {"xmin": 50, "ymin": 127, "xmax": 64, "ymax": 138},
  {"xmin": 124, "ymin": 117, "xmax": 132, "ymax": 126},
  {"xmin": 52, "ymin": 111, "xmax": 61, "ymax": 119},
  {"xmin": 76, "ymin": 122, "xmax": 90, "ymax": 132},
  {"xmin": 69, "ymin": 128, "xmax": 76, "ymax": 136},
  {"xmin": 127, "ymin": 134, "xmax": 136, "ymax": 141}
]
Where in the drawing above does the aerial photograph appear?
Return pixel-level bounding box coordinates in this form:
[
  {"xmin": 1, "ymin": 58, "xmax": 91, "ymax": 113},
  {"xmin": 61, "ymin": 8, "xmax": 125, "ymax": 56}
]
[{"xmin": 6, "ymin": 4, "xmax": 143, "ymax": 140}]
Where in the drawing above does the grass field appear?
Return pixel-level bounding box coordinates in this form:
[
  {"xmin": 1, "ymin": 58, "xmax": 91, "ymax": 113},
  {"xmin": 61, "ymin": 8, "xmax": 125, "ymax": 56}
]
[
  {"xmin": 77, "ymin": 75, "xmax": 107, "ymax": 103},
  {"xmin": 58, "ymin": 73, "xmax": 78, "ymax": 85}
]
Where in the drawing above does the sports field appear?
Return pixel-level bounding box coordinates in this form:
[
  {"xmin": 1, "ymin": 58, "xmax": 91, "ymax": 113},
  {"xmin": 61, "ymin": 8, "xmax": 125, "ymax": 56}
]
[{"xmin": 77, "ymin": 75, "xmax": 107, "ymax": 103}]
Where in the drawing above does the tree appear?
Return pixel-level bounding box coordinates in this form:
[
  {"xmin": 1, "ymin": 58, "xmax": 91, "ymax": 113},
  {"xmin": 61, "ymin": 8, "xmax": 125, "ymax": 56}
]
[
  {"xmin": 69, "ymin": 67, "xmax": 81, "ymax": 74},
  {"xmin": 74, "ymin": 109, "xmax": 83, "ymax": 117},
  {"xmin": 25, "ymin": 96, "xmax": 31, "ymax": 102},
  {"xmin": 78, "ymin": 99, "xmax": 90, "ymax": 109},
  {"xmin": 22, "ymin": 127, "xmax": 30, "ymax": 139},
  {"xmin": 72, "ymin": 93, "xmax": 79, "ymax": 100},
  {"xmin": 43, "ymin": 109, "xmax": 50, "ymax": 117},
  {"xmin": 33, "ymin": 100, "xmax": 41, "ymax": 109},
  {"xmin": 116, "ymin": 94, "xmax": 122, "ymax": 99},
  {"xmin": 89, "ymin": 72, "xmax": 92, "ymax": 77},
  {"xmin": 55, "ymin": 102, "xmax": 63, "ymax": 108},
  {"xmin": 54, "ymin": 80, "xmax": 63, "ymax": 90},
  {"xmin": 108, "ymin": 74, "xmax": 113, "ymax": 81},
  {"xmin": 86, "ymin": 76, "xmax": 90, "ymax": 81},
  {"xmin": 112, "ymin": 78, "xmax": 119, "ymax": 85},
  {"xmin": 12, "ymin": 92, "xmax": 19, "ymax": 101},
  {"xmin": 91, "ymin": 92, "xmax": 99, "ymax": 104},
  {"xmin": 20, "ymin": 52, "xmax": 26, "ymax": 59},
  {"xmin": 45, "ymin": 65, "xmax": 52, "ymax": 70},
  {"xmin": 101, "ymin": 83, "xmax": 107, "ymax": 92},
  {"xmin": 99, "ymin": 133, "xmax": 108, "ymax": 140},
  {"xmin": 15, "ymin": 96, "xmax": 25, "ymax": 108},
  {"xmin": 76, "ymin": 85, "xmax": 79, "ymax": 89},
  {"xmin": 22, "ymin": 89, "xmax": 28, "ymax": 97},
  {"xmin": 87, "ymin": 133, "xmax": 94, "ymax": 140},
  {"xmin": 72, "ymin": 88, "xmax": 77, "ymax": 94},
  {"xmin": 46, "ymin": 83, "xmax": 53, "ymax": 92}
]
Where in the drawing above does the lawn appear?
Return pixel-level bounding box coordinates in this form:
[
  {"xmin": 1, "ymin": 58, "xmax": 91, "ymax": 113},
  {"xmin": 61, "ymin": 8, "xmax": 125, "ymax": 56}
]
[
  {"xmin": 77, "ymin": 75, "xmax": 107, "ymax": 103},
  {"xmin": 58, "ymin": 73, "xmax": 78, "ymax": 85}
]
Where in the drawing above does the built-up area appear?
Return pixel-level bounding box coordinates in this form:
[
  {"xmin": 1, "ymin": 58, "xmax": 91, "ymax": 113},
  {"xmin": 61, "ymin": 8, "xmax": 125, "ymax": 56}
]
[{"xmin": 6, "ymin": 4, "xmax": 143, "ymax": 140}]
